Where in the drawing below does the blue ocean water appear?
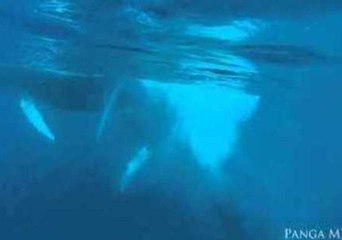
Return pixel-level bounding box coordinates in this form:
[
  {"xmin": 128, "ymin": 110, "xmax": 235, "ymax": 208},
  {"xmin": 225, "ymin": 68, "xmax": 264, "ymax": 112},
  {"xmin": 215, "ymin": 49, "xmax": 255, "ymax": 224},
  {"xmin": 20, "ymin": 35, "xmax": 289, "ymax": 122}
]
[{"xmin": 1, "ymin": 1, "xmax": 342, "ymax": 239}]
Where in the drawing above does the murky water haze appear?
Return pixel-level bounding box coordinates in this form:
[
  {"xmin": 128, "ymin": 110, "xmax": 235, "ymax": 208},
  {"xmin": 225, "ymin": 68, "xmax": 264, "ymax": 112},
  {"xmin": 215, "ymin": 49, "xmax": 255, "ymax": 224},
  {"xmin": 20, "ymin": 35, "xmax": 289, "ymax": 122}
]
[{"xmin": 0, "ymin": 1, "xmax": 342, "ymax": 239}]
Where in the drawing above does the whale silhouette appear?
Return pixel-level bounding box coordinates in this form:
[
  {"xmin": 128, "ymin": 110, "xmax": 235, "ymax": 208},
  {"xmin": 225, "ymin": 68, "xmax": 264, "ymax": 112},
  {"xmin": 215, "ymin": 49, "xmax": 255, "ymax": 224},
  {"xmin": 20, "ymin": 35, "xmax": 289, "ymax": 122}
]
[{"xmin": 0, "ymin": 65, "xmax": 108, "ymax": 141}]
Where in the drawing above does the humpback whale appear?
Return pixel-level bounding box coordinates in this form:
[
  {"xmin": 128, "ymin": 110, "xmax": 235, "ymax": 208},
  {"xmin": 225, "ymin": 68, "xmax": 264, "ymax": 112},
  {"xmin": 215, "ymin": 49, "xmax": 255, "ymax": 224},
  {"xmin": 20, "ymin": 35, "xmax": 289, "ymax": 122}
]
[
  {"xmin": 0, "ymin": 65, "xmax": 106, "ymax": 141},
  {"xmin": 0, "ymin": 65, "xmax": 105, "ymax": 111},
  {"xmin": 1, "ymin": 38, "xmax": 338, "ymax": 141}
]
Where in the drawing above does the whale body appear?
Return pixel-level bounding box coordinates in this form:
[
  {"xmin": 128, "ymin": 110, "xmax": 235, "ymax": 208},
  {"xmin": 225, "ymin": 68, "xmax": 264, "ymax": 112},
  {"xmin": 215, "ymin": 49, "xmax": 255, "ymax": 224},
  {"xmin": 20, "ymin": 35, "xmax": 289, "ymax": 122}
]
[
  {"xmin": 0, "ymin": 65, "xmax": 106, "ymax": 111},
  {"xmin": 0, "ymin": 65, "xmax": 107, "ymax": 141}
]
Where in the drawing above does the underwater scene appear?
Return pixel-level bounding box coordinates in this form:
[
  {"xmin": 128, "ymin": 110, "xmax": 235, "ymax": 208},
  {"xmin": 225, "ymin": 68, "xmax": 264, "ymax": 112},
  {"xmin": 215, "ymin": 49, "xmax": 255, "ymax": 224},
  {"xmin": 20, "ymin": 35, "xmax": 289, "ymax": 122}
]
[{"xmin": 0, "ymin": 0, "xmax": 342, "ymax": 239}]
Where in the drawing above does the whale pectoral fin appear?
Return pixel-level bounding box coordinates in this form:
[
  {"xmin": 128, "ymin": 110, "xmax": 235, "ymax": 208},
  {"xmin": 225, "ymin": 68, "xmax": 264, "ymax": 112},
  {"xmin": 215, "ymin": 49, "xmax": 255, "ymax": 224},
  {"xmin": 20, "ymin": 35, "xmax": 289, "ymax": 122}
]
[
  {"xmin": 20, "ymin": 95, "xmax": 56, "ymax": 142},
  {"xmin": 96, "ymin": 84, "xmax": 123, "ymax": 141},
  {"xmin": 120, "ymin": 147, "xmax": 150, "ymax": 193}
]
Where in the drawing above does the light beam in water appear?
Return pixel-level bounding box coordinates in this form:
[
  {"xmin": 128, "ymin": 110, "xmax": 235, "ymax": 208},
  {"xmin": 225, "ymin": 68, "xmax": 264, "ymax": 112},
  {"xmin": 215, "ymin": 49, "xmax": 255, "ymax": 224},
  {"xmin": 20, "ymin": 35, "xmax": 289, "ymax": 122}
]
[{"xmin": 143, "ymin": 80, "xmax": 259, "ymax": 173}]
